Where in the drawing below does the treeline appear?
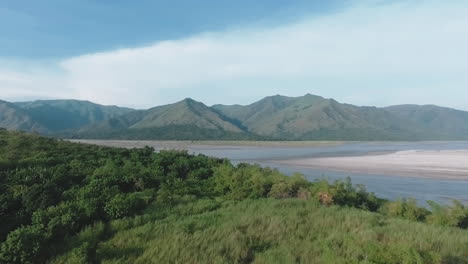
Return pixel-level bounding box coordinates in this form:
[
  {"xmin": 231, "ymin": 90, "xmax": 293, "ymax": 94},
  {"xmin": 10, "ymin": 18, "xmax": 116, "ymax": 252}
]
[{"xmin": 0, "ymin": 130, "xmax": 467, "ymax": 263}]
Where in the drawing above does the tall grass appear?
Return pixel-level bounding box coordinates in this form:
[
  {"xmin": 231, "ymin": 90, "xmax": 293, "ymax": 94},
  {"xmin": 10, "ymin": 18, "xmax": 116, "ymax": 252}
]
[{"xmin": 52, "ymin": 198, "xmax": 468, "ymax": 264}]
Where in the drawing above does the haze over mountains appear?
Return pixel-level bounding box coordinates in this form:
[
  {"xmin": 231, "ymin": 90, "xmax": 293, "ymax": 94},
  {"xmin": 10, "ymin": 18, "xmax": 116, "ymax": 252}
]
[{"xmin": 2, "ymin": 94, "xmax": 468, "ymax": 140}]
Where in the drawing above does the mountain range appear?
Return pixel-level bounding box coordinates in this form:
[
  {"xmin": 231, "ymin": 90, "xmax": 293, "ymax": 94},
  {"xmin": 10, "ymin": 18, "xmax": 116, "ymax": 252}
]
[{"xmin": 2, "ymin": 94, "xmax": 468, "ymax": 140}]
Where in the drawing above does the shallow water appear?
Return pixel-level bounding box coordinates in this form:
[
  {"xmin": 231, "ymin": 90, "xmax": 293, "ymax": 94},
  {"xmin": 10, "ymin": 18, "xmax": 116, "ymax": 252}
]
[{"xmin": 184, "ymin": 142, "xmax": 468, "ymax": 205}]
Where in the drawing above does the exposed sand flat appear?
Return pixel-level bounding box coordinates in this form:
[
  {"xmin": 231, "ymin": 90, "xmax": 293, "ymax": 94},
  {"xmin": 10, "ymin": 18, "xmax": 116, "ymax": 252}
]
[{"xmin": 277, "ymin": 150, "xmax": 468, "ymax": 180}]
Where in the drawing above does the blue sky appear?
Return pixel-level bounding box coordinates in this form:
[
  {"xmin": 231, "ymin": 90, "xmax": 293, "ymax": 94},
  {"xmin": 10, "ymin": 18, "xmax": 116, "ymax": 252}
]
[
  {"xmin": 1, "ymin": 0, "xmax": 345, "ymax": 58},
  {"xmin": 1, "ymin": 0, "xmax": 468, "ymax": 110}
]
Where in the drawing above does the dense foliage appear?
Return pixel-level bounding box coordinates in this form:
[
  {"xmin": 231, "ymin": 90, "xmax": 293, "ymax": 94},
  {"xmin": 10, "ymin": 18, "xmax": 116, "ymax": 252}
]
[{"xmin": 0, "ymin": 130, "xmax": 467, "ymax": 263}]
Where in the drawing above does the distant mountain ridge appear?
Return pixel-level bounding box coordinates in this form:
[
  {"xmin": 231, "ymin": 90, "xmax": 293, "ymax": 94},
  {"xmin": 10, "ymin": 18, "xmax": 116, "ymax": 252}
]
[
  {"xmin": 213, "ymin": 94, "xmax": 420, "ymax": 140},
  {"xmin": 1, "ymin": 99, "xmax": 134, "ymax": 134},
  {"xmin": 2, "ymin": 95, "xmax": 468, "ymax": 140},
  {"xmin": 0, "ymin": 100, "xmax": 48, "ymax": 133},
  {"xmin": 72, "ymin": 98, "xmax": 263, "ymax": 140}
]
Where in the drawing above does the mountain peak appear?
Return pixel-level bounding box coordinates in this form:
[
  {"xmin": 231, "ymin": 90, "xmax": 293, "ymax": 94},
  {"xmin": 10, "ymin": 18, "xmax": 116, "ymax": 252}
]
[
  {"xmin": 174, "ymin": 98, "xmax": 205, "ymax": 108},
  {"xmin": 178, "ymin": 97, "xmax": 200, "ymax": 104},
  {"xmin": 303, "ymin": 93, "xmax": 326, "ymax": 99}
]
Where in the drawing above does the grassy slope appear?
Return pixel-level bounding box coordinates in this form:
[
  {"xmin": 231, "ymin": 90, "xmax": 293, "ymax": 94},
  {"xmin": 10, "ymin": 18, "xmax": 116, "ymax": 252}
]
[{"xmin": 52, "ymin": 198, "xmax": 468, "ymax": 264}]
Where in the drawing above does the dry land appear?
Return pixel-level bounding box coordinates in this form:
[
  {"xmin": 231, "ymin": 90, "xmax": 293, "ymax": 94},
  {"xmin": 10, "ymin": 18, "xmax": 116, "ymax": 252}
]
[{"xmin": 277, "ymin": 150, "xmax": 468, "ymax": 180}]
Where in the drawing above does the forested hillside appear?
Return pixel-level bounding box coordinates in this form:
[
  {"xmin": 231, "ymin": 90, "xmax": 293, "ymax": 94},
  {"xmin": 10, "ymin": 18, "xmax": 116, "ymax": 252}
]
[{"xmin": 0, "ymin": 130, "xmax": 468, "ymax": 263}]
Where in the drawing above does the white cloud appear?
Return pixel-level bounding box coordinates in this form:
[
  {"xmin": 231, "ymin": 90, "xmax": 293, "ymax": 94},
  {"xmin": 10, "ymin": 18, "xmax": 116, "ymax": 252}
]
[{"xmin": 1, "ymin": 0, "xmax": 468, "ymax": 109}]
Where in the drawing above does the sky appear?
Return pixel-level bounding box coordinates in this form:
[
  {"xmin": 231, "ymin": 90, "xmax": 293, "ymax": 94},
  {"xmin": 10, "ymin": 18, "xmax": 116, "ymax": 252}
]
[{"xmin": 1, "ymin": 0, "xmax": 467, "ymax": 110}]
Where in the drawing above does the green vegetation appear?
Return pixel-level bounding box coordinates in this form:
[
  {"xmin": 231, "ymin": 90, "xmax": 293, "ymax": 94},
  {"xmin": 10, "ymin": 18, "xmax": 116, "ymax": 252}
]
[
  {"xmin": 1, "ymin": 130, "xmax": 468, "ymax": 263},
  {"xmin": 52, "ymin": 199, "xmax": 468, "ymax": 264}
]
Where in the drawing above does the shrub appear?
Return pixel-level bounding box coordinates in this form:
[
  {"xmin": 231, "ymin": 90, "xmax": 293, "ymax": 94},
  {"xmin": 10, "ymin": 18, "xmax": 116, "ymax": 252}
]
[
  {"xmin": 426, "ymin": 200, "xmax": 468, "ymax": 228},
  {"xmin": 69, "ymin": 242, "xmax": 95, "ymax": 264},
  {"xmin": 0, "ymin": 225, "xmax": 47, "ymax": 264},
  {"xmin": 311, "ymin": 178, "xmax": 384, "ymax": 211},
  {"xmin": 380, "ymin": 198, "xmax": 430, "ymax": 222},
  {"xmin": 104, "ymin": 193, "xmax": 145, "ymax": 219},
  {"xmin": 32, "ymin": 202, "xmax": 89, "ymax": 238},
  {"xmin": 269, "ymin": 181, "xmax": 293, "ymax": 199}
]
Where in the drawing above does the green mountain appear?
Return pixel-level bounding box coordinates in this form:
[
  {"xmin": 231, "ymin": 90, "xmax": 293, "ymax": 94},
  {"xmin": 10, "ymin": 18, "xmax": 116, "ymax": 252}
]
[
  {"xmin": 72, "ymin": 99, "xmax": 263, "ymax": 140},
  {"xmin": 386, "ymin": 104, "xmax": 468, "ymax": 140},
  {"xmin": 14, "ymin": 100, "xmax": 134, "ymax": 132},
  {"xmin": 131, "ymin": 98, "xmax": 243, "ymax": 132},
  {"xmin": 213, "ymin": 94, "xmax": 420, "ymax": 140},
  {"xmin": 3, "ymin": 95, "xmax": 468, "ymax": 140},
  {"xmin": 0, "ymin": 100, "xmax": 47, "ymax": 133}
]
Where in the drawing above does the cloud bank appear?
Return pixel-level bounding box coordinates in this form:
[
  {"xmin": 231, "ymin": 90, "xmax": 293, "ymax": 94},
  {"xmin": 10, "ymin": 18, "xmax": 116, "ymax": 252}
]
[{"xmin": 1, "ymin": 0, "xmax": 468, "ymax": 109}]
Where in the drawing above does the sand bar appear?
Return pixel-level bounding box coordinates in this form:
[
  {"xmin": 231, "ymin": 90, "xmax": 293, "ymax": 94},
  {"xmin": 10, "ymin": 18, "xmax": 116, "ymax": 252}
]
[{"xmin": 277, "ymin": 150, "xmax": 468, "ymax": 180}]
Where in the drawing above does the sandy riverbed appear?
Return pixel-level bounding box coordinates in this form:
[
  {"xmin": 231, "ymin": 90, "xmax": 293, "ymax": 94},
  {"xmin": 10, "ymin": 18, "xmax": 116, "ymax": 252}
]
[{"xmin": 277, "ymin": 150, "xmax": 468, "ymax": 180}]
